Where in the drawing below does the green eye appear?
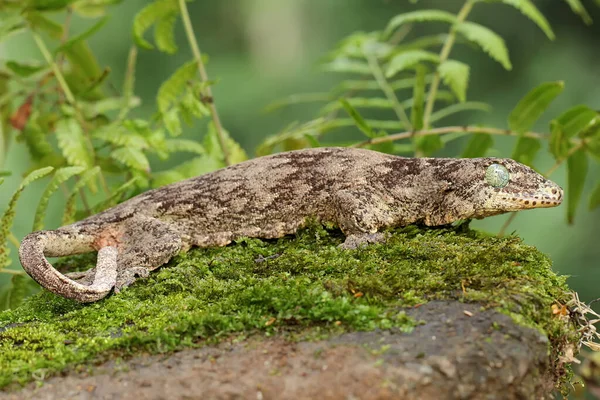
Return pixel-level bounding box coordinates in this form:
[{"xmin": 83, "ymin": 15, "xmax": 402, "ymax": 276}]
[{"xmin": 485, "ymin": 164, "xmax": 509, "ymax": 188}]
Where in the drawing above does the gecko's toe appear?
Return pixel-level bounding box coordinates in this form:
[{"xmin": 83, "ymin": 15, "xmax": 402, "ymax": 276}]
[
  {"xmin": 340, "ymin": 232, "xmax": 388, "ymax": 250},
  {"xmin": 114, "ymin": 267, "xmax": 150, "ymax": 292}
]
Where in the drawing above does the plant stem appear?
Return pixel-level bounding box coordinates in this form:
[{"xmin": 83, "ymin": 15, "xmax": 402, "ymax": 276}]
[
  {"xmin": 178, "ymin": 0, "xmax": 231, "ymax": 165},
  {"xmin": 497, "ymin": 141, "xmax": 586, "ymax": 236},
  {"xmin": 0, "ymin": 269, "xmax": 25, "ymax": 275},
  {"xmin": 119, "ymin": 46, "xmax": 138, "ymax": 121},
  {"xmin": 8, "ymin": 232, "xmax": 20, "ymax": 249},
  {"xmin": 366, "ymin": 54, "xmax": 412, "ymax": 130},
  {"xmin": 422, "ymin": 0, "xmax": 475, "ymax": 129},
  {"xmin": 352, "ymin": 125, "xmax": 546, "ymax": 148}
]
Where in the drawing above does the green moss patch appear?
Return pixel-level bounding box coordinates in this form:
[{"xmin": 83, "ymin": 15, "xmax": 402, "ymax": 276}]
[{"xmin": 0, "ymin": 224, "xmax": 578, "ymax": 389}]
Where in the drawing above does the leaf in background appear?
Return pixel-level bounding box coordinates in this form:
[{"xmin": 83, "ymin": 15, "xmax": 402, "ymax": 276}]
[
  {"xmin": 111, "ymin": 147, "xmax": 150, "ymax": 172},
  {"xmin": 55, "ymin": 118, "xmax": 94, "ymax": 168},
  {"xmin": 24, "ymin": 12, "xmax": 63, "ymax": 38},
  {"xmin": 340, "ymin": 98, "xmax": 375, "ymax": 138},
  {"xmin": 204, "ymin": 122, "xmax": 248, "ymax": 165},
  {"xmin": 511, "ymin": 137, "xmax": 541, "ymax": 165},
  {"xmin": 154, "ymin": 11, "xmax": 179, "ymax": 54},
  {"xmin": 320, "ymin": 97, "xmax": 394, "ymax": 114},
  {"xmin": 586, "ymin": 135, "xmax": 600, "ymax": 162},
  {"xmin": 55, "ymin": 16, "xmax": 108, "ymax": 54},
  {"xmin": 321, "ymin": 58, "xmax": 371, "ymax": 75},
  {"xmin": 62, "ymin": 167, "xmax": 100, "ymax": 225},
  {"xmin": 411, "ymin": 65, "xmax": 426, "ymax": 131},
  {"xmin": 564, "ymin": 0, "xmax": 593, "ymax": 25},
  {"xmin": 152, "ymin": 155, "xmax": 223, "ymax": 188},
  {"xmin": 164, "ymin": 139, "xmax": 205, "ymax": 155},
  {"xmin": 157, "ymin": 61, "xmax": 198, "ymax": 113},
  {"xmin": 385, "ymin": 50, "xmax": 440, "ymax": 78},
  {"xmin": 132, "ymin": 0, "xmax": 179, "ymax": 50},
  {"xmin": 0, "ymin": 167, "xmax": 53, "ymax": 269},
  {"xmin": 555, "ymin": 105, "xmax": 597, "ymax": 138},
  {"xmin": 33, "ymin": 166, "xmax": 86, "ymax": 231},
  {"xmin": 567, "ymin": 149, "xmax": 588, "ymax": 224},
  {"xmin": 0, "ymin": 275, "xmax": 40, "ymax": 311},
  {"xmin": 0, "ymin": 15, "xmax": 26, "ymax": 42},
  {"xmin": 92, "ymin": 177, "xmax": 139, "ymax": 213},
  {"xmin": 414, "ymin": 134, "xmax": 443, "ymax": 157},
  {"xmin": 27, "ymin": 0, "xmax": 77, "ymax": 11},
  {"xmin": 496, "ymin": 0, "xmax": 555, "ymax": 39},
  {"xmin": 429, "ymin": 102, "xmax": 491, "ymax": 124},
  {"xmin": 438, "ymin": 59, "xmax": 470, "ymax": 103},
  {"xmin": 163, "ymin": 108, "xmax": 182, "ymax": 136},
  {"xmin": 589, "ymin": 183, "xmax": 600, "ymax": 211},
  {"xmin": 508, "ymin": 81, "xmax": 564, "ymax": 134},
  {"xmin": 256, "ymin": 119, "xmax": 326, "ymax": 156},
  {"xmin": 384, "ymin": 10, "xmax": 457, "ymax": 38},
  {"xmin": 549, "ymin": 121, "xmax": 570, "ymax": 160},
  {"xmin": 461, "ymin": 133, "xmax": 494, "ymax": 158},
  {"xmin": 180, "ymin": 87, "xmax": 210, "ymax": 118},
  {"xmin": 5, "ymin": 61, "xmax": 47, "ymax": 77},
  {"xmin": 455, "ymin": 22, "xmax": 512, "ymax": 70}
]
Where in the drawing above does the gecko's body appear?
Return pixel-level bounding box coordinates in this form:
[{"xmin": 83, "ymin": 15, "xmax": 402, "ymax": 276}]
[{"xmin": 19, "ymin": 147, "xmax": 563, "ymax": 302}]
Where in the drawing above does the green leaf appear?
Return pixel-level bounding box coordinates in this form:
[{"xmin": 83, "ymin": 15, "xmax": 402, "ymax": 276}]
[
  {"xmin": 24, "ymin": 12, "xmax": 63, "ymax": 39},
  {"xmin": 566, "ymin": 149, "xmax": 588, "ymax": 224},
  {"xmin": 111, "ymin": 147, "xmax": 150, "ymax": 172},
  {"xmin": 589, "ymin": 183, "xmax": 600, "ymax": 211},
  {"xmin": 27, "ymin": 0, "xmax": 77, "ymax": 11},
  {"xmin": 22, "ymin": 122, "xmax": 56, "ymax": 160},
  {"xmin": 55, "ymin": 118, "xmax": 94, "ymax": 168},
  {"xmin": 265, "ymin": 93, "xmax": 332, "ymax": 112},
  {"xmin": 384, "ymin": 10, "xmax": 458, "ymax": 38},
  {"xmin": 62, "ymin": 167, "xmax": 100, "ymax": 225},
  {"xmin": 414, "ymin": 135, "xmax": 443, "ymax": 156},
  {"xmin": 157, "ymin": 61, "xmax": 198, "ymax": 114},
  {"xmin": 5, "ymin": 61, "xmax": 46, "ymax": 77},
  {"xmin": 385, "ymin": 50, "xmax": 440, "ymax": 78},
  {"xmin": 511, "ymin": 137, "xmax": 541, "ymax": 165},
  {"xmin": 508, "ymin": 81, "xmax": 564, "ymax": 134},
  {"xmin": 430, "ymin": 102, "xmax": 491, "ymax": 124},
  {"xmin": 411, "ymin": 66, "xmax": 426, "ymax": 131},
  {"xmin": 554, "ymin": 105, "xmax": 597, "ymax": 138},
  {"xmin": 92, "ymin": 178, "xmax": 139, "ymax": 214},
  {"xmin": 549, "ymin": 121, "xmax": 570, "ymax": 160},
  {"xmin": 152, "ymin": 156, "xmax": 222, "ymax": 188},
  {"xmin": 0, "ymin": 15, "xmax": 26, "ymax": 42},
  {"xmin": 163, "ymin": 108, "xmax": 182, "ymax": 136},
  {"xmin": 205, "ymin": 122, "xmax": 248, "ymax": 165},
  {"xmin": 321, "ymin": 58, "xmax": 371, "ymax": 75},
  {"xmin": 0, "ymin": 167, "xmax": 53, "ymax": 269},
  {"xmin": 455, "ymin": 22, "xmax": 512, "ymax": 70},
  {"xmin": 154, "ymin": 11, "xmax": 179, "ymax": 54},
  {"xmin": 438, "ymin": 59, "xmax": 470, "ymax": 103},
  {"xmin": 340, "ymin": 99, "xmax": 375, "ymax": 138},
  {"xmin": 93, "ymin": 125, "xmax": 149, "ymax": 149},
  {"xmin": 55, "ymin": 16, "xmax": 108, "ymax": 54},
  {"xmin": 33, "ymin": 166, "xmax": 86, "ymax": 231},
  {"xmin": 461, "ymin": 133, "xmax": 494, "ymax": 158},
  {"xmin": 564, "ymin": 0, "xmax": 593, "ymax": 24},
  {"xmin": 0, "ymin": 275, "xmax": 40, "ymax": 311},
  {"xmin": 495, "ymin": 0, "xmax": 555, "ymax": 39},
  {"xmin": 164, "ymin": 139, "xmax": 205, "ymax": 155},
  {"xmin": 132, "ymin": 0, "xmax": 179, "ymax": 50},
  {"xmin": 256, "ymin": 119, "xmax": 326, "ymax": 156}
]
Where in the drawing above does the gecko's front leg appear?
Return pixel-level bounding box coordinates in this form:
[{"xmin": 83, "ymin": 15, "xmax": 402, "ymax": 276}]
[{"xmin": 333, "ymin": 189, "xmax": 397, "ymax": 249}]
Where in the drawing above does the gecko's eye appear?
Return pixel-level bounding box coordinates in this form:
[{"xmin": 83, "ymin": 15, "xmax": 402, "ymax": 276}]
[{"xmin": 485, "ymin": 164, "xmax": 510, "ymax": 188}]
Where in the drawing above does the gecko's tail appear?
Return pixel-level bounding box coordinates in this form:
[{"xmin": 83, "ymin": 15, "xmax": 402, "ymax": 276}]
[{"xmin": 19, "ymin": 230, "xmax": 118, "ymax": 303}]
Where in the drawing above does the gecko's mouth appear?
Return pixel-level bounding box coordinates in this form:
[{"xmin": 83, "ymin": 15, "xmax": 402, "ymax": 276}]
[{"xmin": 500, "ymin": 184, "xmax": 564, "ymax": 210}]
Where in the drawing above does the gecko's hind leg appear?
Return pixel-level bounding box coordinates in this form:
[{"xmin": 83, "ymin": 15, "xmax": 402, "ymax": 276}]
[{"xmin": 114, "ymin": 216, "xmax": 183, "ymax": 292}]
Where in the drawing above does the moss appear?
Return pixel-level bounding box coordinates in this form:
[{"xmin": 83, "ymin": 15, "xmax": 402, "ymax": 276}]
[{"xmin": 0, "ymin": 224, "xmax": 579, "ymax": 390}]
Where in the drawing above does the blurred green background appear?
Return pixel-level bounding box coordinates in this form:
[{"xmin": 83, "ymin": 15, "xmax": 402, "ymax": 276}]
[{"xmin": 0, "ymin": 0, "xmax": 599, "ymax": 307}]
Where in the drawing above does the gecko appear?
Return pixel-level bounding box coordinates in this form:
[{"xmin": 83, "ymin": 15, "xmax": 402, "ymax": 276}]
[{"xmin": 19, "ymin": 147, "xmax": 563, "ymax": 303}]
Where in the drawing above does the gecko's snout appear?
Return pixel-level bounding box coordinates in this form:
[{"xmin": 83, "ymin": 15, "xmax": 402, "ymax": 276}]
[{"xmin": 516, "ymin": 181, "xmax": 563, "ymax": 209}]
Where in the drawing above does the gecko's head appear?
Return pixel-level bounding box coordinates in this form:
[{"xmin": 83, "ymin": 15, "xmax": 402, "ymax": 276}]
[{"xmin": 460, "ymin": 158, "xmax": 563, "ymax": 216}]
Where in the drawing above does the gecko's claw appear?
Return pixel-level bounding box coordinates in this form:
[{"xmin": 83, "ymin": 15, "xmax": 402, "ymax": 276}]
[{"xmin": 114, "ymin": 267, "xmax": 150, "ymax": 293}]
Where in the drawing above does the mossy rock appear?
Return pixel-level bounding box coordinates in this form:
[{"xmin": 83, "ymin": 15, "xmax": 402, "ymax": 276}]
[{"xmin": 0, "ymin": 225, "xmax": 580, "ymax": 397}]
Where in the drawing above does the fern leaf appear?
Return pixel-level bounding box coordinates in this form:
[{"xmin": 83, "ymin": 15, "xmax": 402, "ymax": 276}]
[
  {"xmin": 411, "ymin": 66, "xmax": 427, "ymax": 131},
  {"xmin": 164, "ymin": 139, "xmax": 205, "ymax": 155},
  {"xmin": 385, "ymin": 50, "xmax": 440, "ymax": 78},
  {"xmin": 163, "ymin": 108, "xmax": 182, "ymax": 136},
  {"xmin": 62, "ymin": 167, "xmax": 100, "ymax": 225},
  {"xmin": 430, "ymin": 102, "xmax": 491, "ymax": 124},
  {"xmin": 92, "ymin": 178, "xmax": 139, "ymax": 214},
  {"xmin": 455, "ymin": 22, "xmax": 512, "ymax": 70},
  {"xmin": 0, "ymin": 274, "xmax": 39, "ymax": 311},
  {"xmin": 495, "ymin": 0, "xmax": 555, "ymax": 39},
  {"xmin": 564, "ymin": 0, "xmax": 593, "ymax": 25},
  {"xmin": 152, "ymin": 156, "xmax": 223, "ymax": 188},
  {"xmin": 384, "ymin": 10, "xmax": 457, "ymax": 38},
  {"xmin": 111, "ymin": 147, "xmax": 150, "ymax": 172},
  {"xmin": 132, "ymin": 0, "xmax": 179, "ymax": 50},
  {"xmin": 157, "ymin": 61, "xmax": 198, "ymax": 114},
  {"xmin": 154, "ymin": 11, "xmax": 178, "ymax": 54},
  {"xmin": 204, "ymin": 122, "xmax": 248, "ymax": 165},
  {"xmin": 55, "ymin": 16, "xmax": 108, "ymax": 54},
  {"xmin": 321, "ymin": 58, "xmax": 371, "ymax": 75},
  {"xmin": 0, "ymin": 167, "xmax": 53, "ymax": 269},
  {"xmin": 93, "ymin": 126, "xmax": 149, "ymax": 149},
  {"xmin": 22, "ymin": 122, "xmax": 55, "ymax": 160},
  {"xmin": 438, "ymin": 59, "xmax": 470, "ymax": 103},
  {"xmin": 33, "ymin": 166, "xmax": 86, "ymax": 231},
  {"xmin": 55, "ymin": 118, "xmax": 94, "ymax": 168},
  {"xmin": 509, "ymin": 81, "xmax": 564, "ymax": 134}
]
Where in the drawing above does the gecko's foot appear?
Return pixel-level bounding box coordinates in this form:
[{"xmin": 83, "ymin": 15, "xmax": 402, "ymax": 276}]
[
  {"xmin": 340, "ymin": 232, "xmax": 388, "ymax": 250},
  {"xmin": 114, "ymin": 267, "xmax": 150, "ymax": 293},
  {"xmin": 65, "ymin": 269, "xmax": 95, "ymax": 285}
]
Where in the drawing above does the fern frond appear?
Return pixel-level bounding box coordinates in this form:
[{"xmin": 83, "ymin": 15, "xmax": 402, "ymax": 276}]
[
  {"xmin": 55, "ymin": 118, "xmax": 94, "ymax": 168},
  {"xmin": 508, "ymin": 81, "xmax": 564, "ymax": 134},
  {"xmin": 455, "ymin": 22, "xmax": 512, "ymax": 70},
  {"xmin": 55, "ymin": 16, "xmax": 108, "ymax": 54},
  {"xmin": 62, "ymin": 167, "xmax": 101, "ymax": 226},
  {"xmin": 154, "ymin": 11, "xmax": 179, "ymax": 54},
  {"xmin": 0, "ymin": 167, "xmax": 54, "ymax": 269},
  {"xmin": 384, "ymin": 10, "xmax": 457, "ymax": 38},
  {"xmin": 494, "ymin": 0, "xmax": 555, "ymax": 39},
  {"xmin": 93, "ymin": 126, "xmax": 149, "ymax": 149},
  {"xmin": 110, "ymin": 147, "xmax": 150, "ymax": 172},
  {"xmin": 204, "ymin": 122, "xmax": 248, "ymax": 165},
  {"xmin": 438, "ymin": 59, "xmax": 470, "ymax": 103},
  {"xmin": 321, "ymin": 58, "xmax": 371, "ymax": 75},
  {"xmin": 430, "ymin": 102, "xmax": 491, "ymax": 124},
  {"xmin": 132, "ymin": 0, "xmax": 179, "ymax": 50},
  {"xmin": 33, "ymin": 166, "xmax": 86, "ymax": 231},
  {"xmin": 164, "ymin": 139, "xmax": 205, "ymax": 155},
  {"xmin": 385, "ymin": 50, "xmax": 440, "ymax": 78},
  {"xmin": 157, "ymin": 60, "xmax": 198, "ymax": 114},
  {"xmin": 563, "ymin": 0, "xmax": 593, "ymax": 25},
  {"xmin": 92, "ymin": 178, "xmax": 139, "ymax": 214}
]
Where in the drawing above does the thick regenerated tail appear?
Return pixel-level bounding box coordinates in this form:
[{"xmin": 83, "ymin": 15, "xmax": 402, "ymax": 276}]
[{"xmin": 19, "ymin": 230, "xmax": 118, "ymax": 303}]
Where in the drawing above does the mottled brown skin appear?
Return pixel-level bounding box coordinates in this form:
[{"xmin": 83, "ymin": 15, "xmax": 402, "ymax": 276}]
[{"xmin": 19, "ymin": 147, "xmax": 563, "ymax": 303}]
